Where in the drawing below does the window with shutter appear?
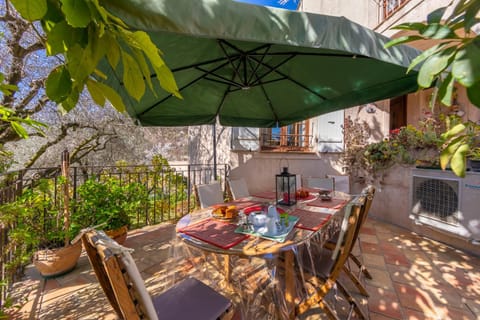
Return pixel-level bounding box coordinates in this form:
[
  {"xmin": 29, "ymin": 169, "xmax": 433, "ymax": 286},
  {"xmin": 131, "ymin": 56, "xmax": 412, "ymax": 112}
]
[
  {"xmin": 316, "ymin": 110, "xmax": 344, "ymax": 152},
  {"xmin": 231, "ymin": 127, "xmax": 260, "ymax": 151}
]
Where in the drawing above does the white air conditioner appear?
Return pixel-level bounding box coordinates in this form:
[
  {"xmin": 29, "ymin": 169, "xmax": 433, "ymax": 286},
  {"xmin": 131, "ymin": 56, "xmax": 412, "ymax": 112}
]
[{"xmin": 410, "ymin": 168, "xmax": 480, "ymax": 241}]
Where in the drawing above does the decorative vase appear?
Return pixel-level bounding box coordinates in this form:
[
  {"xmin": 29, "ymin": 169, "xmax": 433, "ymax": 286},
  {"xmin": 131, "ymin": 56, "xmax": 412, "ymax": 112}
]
[
  {"xmin": 33, "ymin": 240, "xmax": 82, "ymax": 278},
  {"xmin": 105, "ymin": 225, "xmax": 128, "ymax": 244}
]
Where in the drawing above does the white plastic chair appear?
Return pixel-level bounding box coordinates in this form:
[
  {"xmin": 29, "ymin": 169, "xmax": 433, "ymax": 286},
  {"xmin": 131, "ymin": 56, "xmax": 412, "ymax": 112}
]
[
  {"xmin": 303, "ymin": 177, "xmax": 335, "ymax": 191},
  {"xmin": 196, "ymin": 182, "xmax": 224, "ymax": 208},
  {"xmin": 227, "ymin": 178, "xmax": 250, "ymax": 200},
  {"xmin": 327, "ymin": 175, "xmax": 350, "ymax": 193}
]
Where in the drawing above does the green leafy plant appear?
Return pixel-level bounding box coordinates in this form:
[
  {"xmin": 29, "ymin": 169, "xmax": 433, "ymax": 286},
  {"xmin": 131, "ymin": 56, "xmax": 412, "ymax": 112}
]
[
  {"xmin": 385, "ymin": 0, "xmax": 480, "ymax": 177},
  {"xmin": 440, "ymin": 118, "xmax": 480, "ymax": 175},
  {"xmin": 343, "ymin": 118, "xmax": 443, "ymax": 182},
  {"xmin": 0, "ymin": 178, "xmax": 85, "ymax": 276},
  {"xmin": 75, "ymin": 176, "xmax": 147, "ymax": 231},
  {"xmin": 7, "ymin": 0, "xmax": 180, "ymax": 112}
]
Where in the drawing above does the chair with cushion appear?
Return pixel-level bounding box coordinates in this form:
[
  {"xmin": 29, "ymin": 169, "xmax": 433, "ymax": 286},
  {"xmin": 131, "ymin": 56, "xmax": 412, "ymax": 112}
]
[
  {"xmin": 303, "ymin": 176, "xmax": 335, "ymax": 191},
  {"xmin": 295, "ymin": 195, "xmax": 368, "ymax": 319},
  {"xmin": 195, "ymin": 181, "xmax": 224, "ymax": 208},
  {"xmin": 81, "ymin": 228, "xmax": 236, "ymax": 320},
  {"xmin": 227, "ymin": 178, "xmax": 250, "ymax": 200}
]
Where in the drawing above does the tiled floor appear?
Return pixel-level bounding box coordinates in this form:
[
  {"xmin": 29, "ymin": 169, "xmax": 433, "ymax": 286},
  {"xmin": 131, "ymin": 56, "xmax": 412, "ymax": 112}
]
[{"xmin": 7, "ymin": 218, "xmax": 480, "ymax": 319}]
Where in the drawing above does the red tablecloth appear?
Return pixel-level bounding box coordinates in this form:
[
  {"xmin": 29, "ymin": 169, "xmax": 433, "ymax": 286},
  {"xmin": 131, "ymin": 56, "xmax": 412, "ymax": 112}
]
[
  {"xmin": 178, "ymin": 218, "xmax": 249, "ymax": 249},
  {"xmin": 291, "ymin": 209, "xmax": 332, "ymax": 231},
  {"xmin": 251, "ymin": 191, "xmax": 277, "ymax": 200}
]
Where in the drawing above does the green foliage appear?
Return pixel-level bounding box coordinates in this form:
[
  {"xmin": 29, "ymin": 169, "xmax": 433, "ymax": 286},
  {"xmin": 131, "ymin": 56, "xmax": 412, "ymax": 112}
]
[
  {"xmin": 343, "ymin": 117, "xmax": 443, "ymax": 181},
  {"xmin": 75, "ymin": 176, "xmax": 147, "ymax": 230},
  {"xmin": 386, "ymin": 0, "xmax": 480, "ymax": 178},
  {"xmin": 0, "ymin": 73, "xmax": 47, "ymax": 139},
  {"xmin": 386, "ymin": 0, "xmax": 480, "ymax": 108},
  {"xmin": 0, "ymin": 178, "xmax": 85, "ymax": 278},
  {"xmin": 8, "ymin": 0, "xmax": 180, "ymax": 113},
  {"xmin": 440, "ymin": 118, "xmax": 480, "ymax": 176}
]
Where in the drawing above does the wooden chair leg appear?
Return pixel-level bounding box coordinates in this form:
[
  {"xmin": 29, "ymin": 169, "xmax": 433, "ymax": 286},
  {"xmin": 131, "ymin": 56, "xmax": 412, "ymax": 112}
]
[
  {"xmin": 336, "ymin": 280, "xmax": 367, "ymax": 320},
  {"xmin": 342, "ymin": 265, "xmax": 369, "ymax": 297},
  {"xmin": 349, "ymin": 253, "xmax": 373, "ymax": 279}
]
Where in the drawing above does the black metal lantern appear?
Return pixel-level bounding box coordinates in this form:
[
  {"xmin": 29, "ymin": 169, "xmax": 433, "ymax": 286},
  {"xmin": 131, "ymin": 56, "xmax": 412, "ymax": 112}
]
[{"xmin": 276, "ymin": 167, "xmax": 297, "ymax": 206}]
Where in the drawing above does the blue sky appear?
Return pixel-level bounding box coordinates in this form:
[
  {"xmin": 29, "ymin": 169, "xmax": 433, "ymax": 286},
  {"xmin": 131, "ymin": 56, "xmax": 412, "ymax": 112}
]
[{"xmin": 235, "ymin": 0, "xmax": 299, "ymax": 10}]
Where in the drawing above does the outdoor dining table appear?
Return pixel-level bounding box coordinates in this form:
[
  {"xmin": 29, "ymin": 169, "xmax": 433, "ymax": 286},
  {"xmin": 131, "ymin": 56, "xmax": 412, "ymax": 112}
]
[{"xmin": 176, "ymin": 191, "xmax": 351, "ymax": 319}]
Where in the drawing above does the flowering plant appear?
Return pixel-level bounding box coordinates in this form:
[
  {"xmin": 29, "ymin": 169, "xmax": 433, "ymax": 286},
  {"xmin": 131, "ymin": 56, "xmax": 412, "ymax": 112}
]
[{"xmin": 343, "ymin": 117, "xmax": 443, "ymax": 182}]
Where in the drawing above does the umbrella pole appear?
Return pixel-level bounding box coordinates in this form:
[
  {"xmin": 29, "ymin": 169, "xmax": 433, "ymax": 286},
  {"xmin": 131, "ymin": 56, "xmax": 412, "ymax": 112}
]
[{"xmin": 213, "ymin": 123, "xmax": 217, "ymax": 181}]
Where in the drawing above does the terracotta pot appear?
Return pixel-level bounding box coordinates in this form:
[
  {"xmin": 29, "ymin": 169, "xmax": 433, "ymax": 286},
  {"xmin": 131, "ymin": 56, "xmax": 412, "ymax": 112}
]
[
  {"xmin": 105, "ymin": 225, "xmax": 128, "ymax": 244},
  {"xmin": 33, "ymin": 240, "xmax": 82, "ymax": 278}
]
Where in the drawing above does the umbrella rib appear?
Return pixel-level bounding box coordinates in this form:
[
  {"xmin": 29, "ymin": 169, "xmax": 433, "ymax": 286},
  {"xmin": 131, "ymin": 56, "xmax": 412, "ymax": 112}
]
[
  {"xmin": 246, "ymin": 44, "xmax": 272, "ymax": 85},
  {"xmin": 140, "ymin": 58, "xmax": 241, "ymax": 116},
  {"xmin": 229, "ymin": 77, "xmax": 287, "ymax": 92},
  {"xmin": 247, "ymin": 54, "xmax": 296, "ymax": 87},
  {"xmin": 218, "ymin": 40, "xmax": 245, "ymax": 86},
  {"xmin": 249, "ymin": 55, "xmax": 328, "ymax": 100}
]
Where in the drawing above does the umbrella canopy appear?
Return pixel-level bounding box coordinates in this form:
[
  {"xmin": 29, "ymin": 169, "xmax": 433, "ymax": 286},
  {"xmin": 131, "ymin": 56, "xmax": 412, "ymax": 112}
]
[{"xmin": 101, "ymin": 0, "xmax": 421, "ymax": 128}]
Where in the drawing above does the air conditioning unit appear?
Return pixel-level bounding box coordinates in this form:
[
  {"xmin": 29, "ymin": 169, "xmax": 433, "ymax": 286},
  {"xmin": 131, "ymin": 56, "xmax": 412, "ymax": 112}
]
[{"xmin": 410, "ymin": 168, "xmax": 480, "ymax": 241}]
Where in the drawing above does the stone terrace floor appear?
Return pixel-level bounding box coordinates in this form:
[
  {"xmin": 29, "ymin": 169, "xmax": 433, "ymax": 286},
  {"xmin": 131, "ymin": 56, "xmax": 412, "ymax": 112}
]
[{"xmin": 7, "ymin": 218, "xmax": 480, "ymax": 320}]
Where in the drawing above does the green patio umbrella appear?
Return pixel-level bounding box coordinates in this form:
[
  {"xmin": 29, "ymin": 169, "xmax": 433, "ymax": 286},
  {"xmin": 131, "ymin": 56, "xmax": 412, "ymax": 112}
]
[{"xmin": 101, "ymin": 0, "xmax": 421, "ymax": 128}]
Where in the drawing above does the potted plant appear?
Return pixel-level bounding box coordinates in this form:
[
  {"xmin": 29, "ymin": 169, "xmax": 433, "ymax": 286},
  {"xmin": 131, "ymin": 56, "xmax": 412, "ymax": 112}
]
[
  {"xmin": 0, "ymin": 178, "xmax": 87, "ymax": 278},
  {"xmin": 75, "ymin": 176, "xmax": 147, "ymax": 244}
]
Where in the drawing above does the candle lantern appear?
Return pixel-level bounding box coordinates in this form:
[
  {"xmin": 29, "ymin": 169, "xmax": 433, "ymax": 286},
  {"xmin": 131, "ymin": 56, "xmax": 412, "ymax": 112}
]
[{"xmin": 276, "ymin": 167, "xmax": 297, "ymax": 206}]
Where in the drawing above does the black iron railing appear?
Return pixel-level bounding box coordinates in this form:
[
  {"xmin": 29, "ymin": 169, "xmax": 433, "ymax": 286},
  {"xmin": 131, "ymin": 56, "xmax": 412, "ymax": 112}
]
[{"xmin": 0, "ymin": 162, "xmax": 229, "ymax": 307}]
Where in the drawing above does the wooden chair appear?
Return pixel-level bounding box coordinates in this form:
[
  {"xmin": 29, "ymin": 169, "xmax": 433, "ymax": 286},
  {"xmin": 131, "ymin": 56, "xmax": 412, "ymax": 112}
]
[
  {"xmin": 227, "ymin": 178, "xmax": 250, "ymax": 200},
  {"xmin": 81, "ymin": 229, "xmax": 235, "ymax": 320},
  {"xmin": 195, "ymin": 182, "xmax": 224, "ymax": 208},
  {"xmin": 295, "ymin": 195, "xmax": 368, "ymax": 320},
  {"xmin": 324, "ymin": 185, "xmax": 376, "ymax": 297}
]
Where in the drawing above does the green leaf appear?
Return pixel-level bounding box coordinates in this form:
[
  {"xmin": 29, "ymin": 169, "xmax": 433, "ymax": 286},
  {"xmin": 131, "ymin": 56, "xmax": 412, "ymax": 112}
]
[
  {"xmin": 121, "ymin": 51, "xmax": 145, "ymax": 101},
  {"xmin": 466, "ymin": 82, "xmax": 480, "ymax": 108},
  {"xmin": 427, "ymin": 6, "xmax": 448, "ymax": 23},
  {"xmin": 441, "ymin": 123, "xmax": 466, "ymax": 140},
  {"xmin": 452, "ymin": 40, "xmax": 480, "ymax": 87},
  {"xmin": 10, "ymin": 0, "xmax": 47, "ymax": 21},
  {"xmin": 384, "ymin": 35, "xmax": 424, "ymax": 48},
  {"xmin": 45, "ymin": 66, "xmax": 72, "ymax": 102},
  {"xmin": 406, "ymin": 43, "xmax": 446, "ymax": 74},
  {"xmin": 104, "ymin": 34, "xmax": 120, "ymax": 69},
  {"xmin": 126, "ymin": 30, "xmax": 180, "ymax": 97},
  {"xmin": 10, "ymin": 122, "xmax": 28, "ymax": 139},
  {"xmin": 417, "ymin": 48, "xmax": 456, "ymax": 88},
  {"xmin": 94, "ymin": 82, "xmax": 126, "ymax": 112},
  {"xmin": 60, "ymin": 87, "xmax": 80, "ymax": 112},
  {"xmin": 438, "ymin": 73, "xmax": 455, "ymax": 106},
  {"xmin": 391, "ymin": 22, "xmax": 427, "ymax": 32},
  {"xmin": 450, "ymin": 144, "xmax": 469, "ymax": 177},
  {"xmin": 60, "ymin": 0, "xmax": 91, "ymax": 28},
  {"xmin": 66, "ymin": 44, "xmax": 93, "ymax": 84},
  {"xmin": 131, "ymin": 48, "xmax": 154, "ymax": 93},
  {"xmin": 421, "ymin": 24, "xmax": 456, "ymax": 39},
  {"xmin": 86, "ymin": 79, "xmax": 106, "ymax": 106},
  {"xmin": 46, "ymin": 21, "xmax": 73, "ymax": 55},
  {"xmin": 464, "ymin": 0, "xmax": 480, "ymax": 31}
]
